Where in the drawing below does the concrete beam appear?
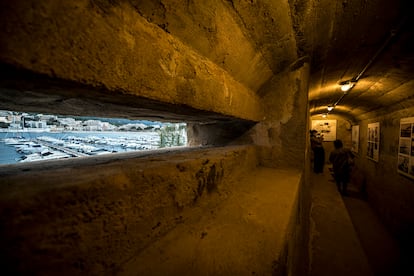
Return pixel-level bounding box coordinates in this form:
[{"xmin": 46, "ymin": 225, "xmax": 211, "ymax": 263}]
[{"xmin": 0, "ymin": 0, "xmax": 263, "ymax": 122}]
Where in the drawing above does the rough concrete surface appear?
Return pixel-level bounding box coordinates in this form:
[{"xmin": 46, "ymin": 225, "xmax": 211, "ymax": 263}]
[
  {"xmin": 0, "ymin": 0, "xmax": 263, "ymax": 122},
  {"xmin": 0, "ymin": 146, "xmax": 260, "ymax": 275},
  {"xmin": 351, "ymin": 107, "xmax": 414, "ymax": 265},
  {"xmin": 253, "ymin": 62, "xmax": 309, "ymax": 168},
  {"xmin": 119, "ymin": 167, "xmax": 302, "ymax": 275},
  {"xmin": 0, "ymin": 0, "xmax": 413, "ymax": 275}
]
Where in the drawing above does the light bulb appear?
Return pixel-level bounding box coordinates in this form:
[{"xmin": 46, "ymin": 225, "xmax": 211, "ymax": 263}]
[
  {"xmin": 340, "ymin": 80, "xmax": 355, "ymax": 92},
  {"xmin": 327, "ymin": 106, "xmax": 334, "ymax": 111},
  {"xmin": 341, "ymin": 83, "xmax": 352, "ymax": 92}
]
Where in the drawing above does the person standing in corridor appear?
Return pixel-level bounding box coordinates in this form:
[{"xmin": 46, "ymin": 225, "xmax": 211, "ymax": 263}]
[
  {"xmin": 329, "ymin": 139, "xmax": 354, "ymax": 196},
  {"xmin": 310, "ymin": 130, "xmax": 325, "ymax": 173}
]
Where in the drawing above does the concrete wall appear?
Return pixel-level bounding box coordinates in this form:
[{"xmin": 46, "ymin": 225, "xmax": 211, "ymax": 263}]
[
  {"xmin": 0, "ymin": 0, "xmax": 311, "ymax": 274},
  {"xmin": 0, "ymin": 146, "xmax": 311, "ymax": 275},
  {"xmin": 0, "ymin": 146, "xmax": 258, "ymax": 275},
  {"xmin": 351, "ymin": 107, "xmax": 414, "ymax": 252},
  {"xmin": 0, "ymin": 0, "xmax": 310, "ymax": 167},
  {"xmin": 252, "ymin": 61, "xmax": 310, "ymax": 169}
]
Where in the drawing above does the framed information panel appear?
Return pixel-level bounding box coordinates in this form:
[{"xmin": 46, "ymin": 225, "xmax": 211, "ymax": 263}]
[
  {"xmin": 311, "ymin": 120, "xmax": 337, "ymax": 141},
  {"xmin": 367, "ymin": 122, "xmax": 380, "ymax": 162},
  {"xmin": 398, "ymin": 117, "xmax": 414, "ymax": 179}
]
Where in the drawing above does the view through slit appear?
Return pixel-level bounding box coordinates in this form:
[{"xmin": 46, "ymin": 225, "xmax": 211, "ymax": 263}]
[{"xmin": 0, "ymin": 110, "xmax": 187, "ymax": 164}]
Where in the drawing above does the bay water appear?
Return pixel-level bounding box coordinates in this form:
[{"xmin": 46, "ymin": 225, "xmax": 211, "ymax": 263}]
[{"xmin": 0, "ymin": 131, "xmax": 161, "ymax": 165}]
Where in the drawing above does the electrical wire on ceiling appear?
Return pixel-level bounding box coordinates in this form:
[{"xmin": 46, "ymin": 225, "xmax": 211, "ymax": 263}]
[{"xmin": 324, "ymin": 16, "xmax": 408, "ymax": 117}]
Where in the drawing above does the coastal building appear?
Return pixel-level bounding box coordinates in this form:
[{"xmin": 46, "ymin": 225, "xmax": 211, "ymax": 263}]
[{"xmin": 27, "ymin": 120, "xmax": 47, "ymax": 129}]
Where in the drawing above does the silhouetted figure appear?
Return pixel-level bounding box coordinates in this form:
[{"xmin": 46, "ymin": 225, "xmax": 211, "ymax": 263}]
[
  {"xmin": 310, "ymin": 130, "xmax": 325, "ymax": 173},
  {"xmin": 329, "ymin": 139, "xmax": 354, "ymax": 196}
]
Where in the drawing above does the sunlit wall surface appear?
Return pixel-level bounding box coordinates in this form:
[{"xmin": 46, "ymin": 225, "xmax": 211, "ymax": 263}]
[{"xmin": 0, "ymin": 110, "xmax": 187, "ymax": 164}]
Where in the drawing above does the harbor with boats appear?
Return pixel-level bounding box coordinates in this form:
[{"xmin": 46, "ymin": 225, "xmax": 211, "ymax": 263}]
[
  {"xmin": 0, "ymin": 130, "xmax": 185, "ymax": 165},
  {"xmin": 0, "ymin": 110, "xmax": 187, "ymax": 165}
]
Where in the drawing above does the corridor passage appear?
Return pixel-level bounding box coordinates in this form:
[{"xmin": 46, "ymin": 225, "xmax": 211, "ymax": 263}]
[{"xmin": 309, "ymin": 166, "xmax": 402, "ymax": 276}]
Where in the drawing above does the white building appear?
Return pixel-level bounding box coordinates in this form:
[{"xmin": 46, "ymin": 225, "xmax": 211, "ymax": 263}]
[{"xmin": 28, "ymin": 121, "xmax": 48, "ymax": 128}]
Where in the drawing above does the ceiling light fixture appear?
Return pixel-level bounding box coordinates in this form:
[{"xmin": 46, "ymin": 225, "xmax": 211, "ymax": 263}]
[
  {"xmin": 339, "ymin": 79, "xmax": 356, "ymax": 93},
  {"xmin": 319, "ymin": 17, "xmax": 406, "ymax": 119}
]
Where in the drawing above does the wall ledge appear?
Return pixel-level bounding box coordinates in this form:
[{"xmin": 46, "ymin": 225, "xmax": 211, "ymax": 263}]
[{"xmin": 119, "ymin": 167, "xmax": 302, "ymax": 275}]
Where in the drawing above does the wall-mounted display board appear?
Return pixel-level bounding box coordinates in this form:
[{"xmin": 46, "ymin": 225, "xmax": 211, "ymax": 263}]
[
  {"xmin": 367, "ymin": 122, "xmax": 380, "ymax": 162},
  {"xmin": 398, "ymin": 117, "xmax": 414, "ymax": 179},
  {"xmin": 311, "ymin": 120, "xmax": 337, "ymax": 141},
  {"xmin": 352, "ymin": 125, "xmax": 359, "ymax": 153}
]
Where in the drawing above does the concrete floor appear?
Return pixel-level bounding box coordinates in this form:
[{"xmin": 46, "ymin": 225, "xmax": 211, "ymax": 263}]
[
  {"xmin": 309, "ymin": 165, "xmax": 403, "ymax": 276},
  {"xmin": 120, "ymin": 164, "xmax": 405, "ymax": 276}
]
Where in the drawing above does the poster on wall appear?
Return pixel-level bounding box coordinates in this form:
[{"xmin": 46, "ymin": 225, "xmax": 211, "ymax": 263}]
[
  {"xmin": 352, "ymin": 125, "xmax": 359, "ymax": 153},
  {"xmin": 398, "ymin": 117, "xmax": 414, "ymax": 179},
  {"xmin": 367, "ymin": 122, "xmax": 380, "ymax": 162},
  {"xmin": 311, "ymin": 120, "xmax": 337, "ymax": 141}
]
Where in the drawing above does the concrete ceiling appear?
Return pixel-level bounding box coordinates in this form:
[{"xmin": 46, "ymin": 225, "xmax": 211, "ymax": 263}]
[
  {"xmin": 299, "ymin": 0, "xmax": 414, "ymax": 121},
  {"xmin": 0, "ymin": 0, "xmax": 413, "ymax": 123},
  {"xmin": 133, "ymin": 0, "xmax": 414, "ymax": 122},
  {"xmin": 134, "ymin": 0, "xmax": 414, "ymax": 122}
]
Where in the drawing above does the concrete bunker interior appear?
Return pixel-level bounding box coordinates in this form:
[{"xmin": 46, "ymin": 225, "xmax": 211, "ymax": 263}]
[
  {"xmin": 0, "ymin": 65, "xmax": 307, "ymax": 275},
  {"xmin": 1, "ymin": 0, "xmax": 414, "ymax": 275}
]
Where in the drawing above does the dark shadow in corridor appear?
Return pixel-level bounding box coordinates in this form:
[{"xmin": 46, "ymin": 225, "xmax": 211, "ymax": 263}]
[
  {"xmin": 318, "ymin": 165, "xmax": 406, "ymax": 276},
  {"xmin": 343, "ymin": 176, "xmax": 406, "ymax": 276}
]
